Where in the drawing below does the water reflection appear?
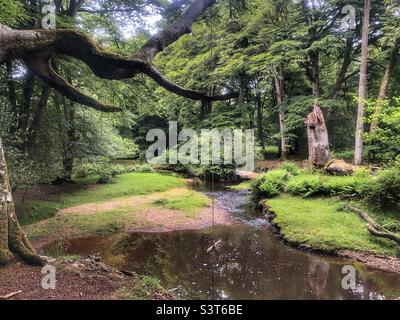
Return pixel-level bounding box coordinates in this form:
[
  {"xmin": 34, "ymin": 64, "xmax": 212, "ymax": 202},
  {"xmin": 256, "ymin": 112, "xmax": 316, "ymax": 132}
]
[{"xmin": 46, "ymin": 225, "xmax": 400, "ymax": 300}]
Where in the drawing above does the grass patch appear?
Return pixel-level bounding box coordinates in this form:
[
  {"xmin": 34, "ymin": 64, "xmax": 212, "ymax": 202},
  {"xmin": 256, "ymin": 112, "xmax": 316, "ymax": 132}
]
[
  {"xmin": 57, "ymin": 173, "xmax": 185, "ymax": 207},
  {"xmin": 228, "ymin": 181, "xmax": 252, "ymax": 190},
  {"xmin": 19, "ymin": 173, "xmax": 185, "ymax": 225},
  {"xmin": 25, "ymin": 205, "xmax": 143, "ymax": 240},
  {"xmin": 17, "ymin": 200, "xmax": 61, "ymax": 226},
  {"xmin": 152, "ymin": 190, "xmax": 210, "ymax": 217},
  {"xmin": 117, "ymin": 275, "xmax": 172, "ymax": 300},
  {"xmin": 268, "ymin": 195, "xmax": 399, "ymax": 256}
]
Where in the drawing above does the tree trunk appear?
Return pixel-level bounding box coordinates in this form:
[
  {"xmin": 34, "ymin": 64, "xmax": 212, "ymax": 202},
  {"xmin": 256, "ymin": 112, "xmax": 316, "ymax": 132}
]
[
  {"xmin": 255, "ymin": 93, "xmax": 265, "ymax": 148},
  {"xmin": 305, "ymin": 103, "xmax": 330, "ymax": 167},
  {"xmin": 0, "ymin": 137, "xmax": 44, "ymax": 266},
  {"xmin": 310, "ymin": 50, "xmax": 320, "ymax": 98},
  {"xmin": 331, "ymin": 37, "xmax": 353, "ymax": 99},
  {"xmin": 274, "ymin": 68, "xmax": 287, "ymax": 161},
  {"xmin": 354, "ymin": 0, "xmax": 371, "ymax": 165},
  {"xmin": 26, "ymin": 85, "xmax": 51, "ymax": 155},
  {"xmin": 62, "ymin": 101, "xmax": 77, "ymax": 181},
  {"xmin": 370, "ymin": 38, "xmax": 400, "ymax": 133}
]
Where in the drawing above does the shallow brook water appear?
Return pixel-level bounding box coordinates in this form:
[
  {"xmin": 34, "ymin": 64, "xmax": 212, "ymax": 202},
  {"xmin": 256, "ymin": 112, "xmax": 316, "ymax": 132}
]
[{"xmin": 44, "ymin": 189, "xmax": 400, "ymax": 300}]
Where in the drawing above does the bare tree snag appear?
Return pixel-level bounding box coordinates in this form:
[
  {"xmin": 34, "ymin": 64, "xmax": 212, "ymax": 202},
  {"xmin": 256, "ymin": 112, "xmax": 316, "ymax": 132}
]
[
  {"xmin": 0, "ymin": 138, "xmax": 45, "ymax": 266},
  {"xmin": 305, "ymin": 102, "xmax": 331, "ymax": 167}
]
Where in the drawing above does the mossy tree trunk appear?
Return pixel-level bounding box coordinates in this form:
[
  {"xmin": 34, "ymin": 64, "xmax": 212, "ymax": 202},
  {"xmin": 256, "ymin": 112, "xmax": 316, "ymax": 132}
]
[{"xmin": 0, "ymin": 138, "xmax": 44, "ymax": 266}]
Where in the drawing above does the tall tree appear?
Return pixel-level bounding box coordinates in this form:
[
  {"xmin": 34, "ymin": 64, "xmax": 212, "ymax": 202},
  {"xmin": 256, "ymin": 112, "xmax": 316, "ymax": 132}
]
[{"xmin": 354, "ymin": 0, "xmax": 371, "ymax": 165}]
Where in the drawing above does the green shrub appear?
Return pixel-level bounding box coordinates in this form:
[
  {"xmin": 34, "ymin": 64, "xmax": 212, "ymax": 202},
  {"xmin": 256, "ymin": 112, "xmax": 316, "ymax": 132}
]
[
  {"xmin": 279, "ymin": 162, "xmax": 301, "ymax": 176},
  {"xmin": 286, "ymin": 175, "xmax": 324, "ymax": 197},
  {"xmin": 286, "ymin": 174, "xmax": 371, "ymax": 198},
  {"xmin": 332, "ymin": 149, "xmax": 354, "ymax": 160},
  {"xmin": 367, "ymin": 165, "xmax": 400, "ymax": 210},
  {"xmin": 75, "ymin": 159, "xmax": 124, "ymax": 184},
  {"xmin": 202, "ymin": 164, "xmax": 237, "ymax": 183},
  {"xmin": 130, "ymin": 163, "xmax": 155, "ymax": 173},
  {"xmin": 253, "ymin": 169, "xmax": 290, "ymax": 199}
]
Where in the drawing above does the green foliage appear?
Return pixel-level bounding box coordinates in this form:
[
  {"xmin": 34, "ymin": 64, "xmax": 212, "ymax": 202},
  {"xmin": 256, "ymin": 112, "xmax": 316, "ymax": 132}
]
[
  {"xmin": 202, "ymin": 164, "xmax": 237, "ymax": 183},
  {"xmin": 285, "ymin": 174, "xmax": 324, "ymax": 197},
  {"xmin": 0, "ymin": 0, "xmax": 27, "ymax": 26},
  {"xmin": 131, "ymin": 163, "xmax": 155, "ymax": 173},
  {"xmin": 252, "ymin": 169, "xmax": 290, "ymax": 199},
  {"xmin": 279, "ymin": 162, "xmax": 301, "ymax": 176},
  {"xmin": 367, "ymin": 164, "xmax": 400, "ymax": 211},
  {"xmin": 17, "ymin": 200, "xmax": 60, "ymax": 226},
  {"xmin": 6, "ymin": 147, "xmax": 58, "ymax": 189},
  {"xmin": 365, "ymin": 98, "xmax": 400, "ymax": 162},
  {"xmin": 252, "ymin": 165, "xmax": 373, "ymax": 200},
  {"xmin": 332, "ymin": 149, "xmax": 355, "ymax": 160},
  {"xmin": 118, "ymin": 275, "xmax": 172, "ymax": 300},
  {"xmin": 286, "ymin": 174, "xmax": 371, "ymax": 198}
]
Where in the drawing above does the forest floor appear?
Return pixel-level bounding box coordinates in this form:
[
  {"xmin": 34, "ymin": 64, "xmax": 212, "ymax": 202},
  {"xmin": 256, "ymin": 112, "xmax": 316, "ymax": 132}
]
[{"xmin": 0, "ymin": 257, "xmax": 174, "ymax": 300}]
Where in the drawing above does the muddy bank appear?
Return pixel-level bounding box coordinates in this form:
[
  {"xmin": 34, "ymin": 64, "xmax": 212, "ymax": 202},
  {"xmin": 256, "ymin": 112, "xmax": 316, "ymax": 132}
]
[{"xmin": 263, "ymin": 202, "xmax": 400, "ymax": 275}]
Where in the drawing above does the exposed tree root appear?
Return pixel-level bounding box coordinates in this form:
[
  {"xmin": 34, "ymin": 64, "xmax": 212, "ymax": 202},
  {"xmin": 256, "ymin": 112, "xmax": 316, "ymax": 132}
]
[{"xmin": 346, "ymin": 205, "xmax": 400, "ymax": 246}]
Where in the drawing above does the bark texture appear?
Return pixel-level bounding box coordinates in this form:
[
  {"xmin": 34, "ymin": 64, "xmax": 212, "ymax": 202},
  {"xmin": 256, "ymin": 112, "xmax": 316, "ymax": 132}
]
[
  {"xmin": 0, "ymin": 138, "xmax": 44, "ymax": 266},
  {"xmin": 354, "ymin": 0, "xmax": 371, "ymax": 165},
  {"xmin": 305, "ymin": 104, "xmax": 331, "ymax": 167},
  {"xmin": 274, "ymin": 69, "xmax": 287, "ymax": 160}
]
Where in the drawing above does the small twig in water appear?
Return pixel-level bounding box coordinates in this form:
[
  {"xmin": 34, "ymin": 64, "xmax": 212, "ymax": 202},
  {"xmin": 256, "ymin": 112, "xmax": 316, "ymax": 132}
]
[{"xmin": 207, "ymin": 240, "xmax": 222, "ymax": 253}]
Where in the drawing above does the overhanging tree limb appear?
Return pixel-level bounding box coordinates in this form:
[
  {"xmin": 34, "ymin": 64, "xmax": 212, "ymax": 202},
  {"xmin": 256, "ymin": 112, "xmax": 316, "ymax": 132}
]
[{"xmin": 0, "ymin": 0, "xmax": 235, "ymax": 114}]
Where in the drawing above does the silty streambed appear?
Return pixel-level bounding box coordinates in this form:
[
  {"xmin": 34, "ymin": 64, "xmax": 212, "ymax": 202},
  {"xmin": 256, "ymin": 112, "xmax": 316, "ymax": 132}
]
[{"xmin": 44, "ymin": 188, "xmax": 400, "ymax": 300}]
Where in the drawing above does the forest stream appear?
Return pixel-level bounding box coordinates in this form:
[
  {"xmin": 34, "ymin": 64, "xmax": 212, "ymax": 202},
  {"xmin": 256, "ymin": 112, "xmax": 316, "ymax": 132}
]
[{"xmin": 44, "ymin": 185, "xmax": 400, "ymax": 300}]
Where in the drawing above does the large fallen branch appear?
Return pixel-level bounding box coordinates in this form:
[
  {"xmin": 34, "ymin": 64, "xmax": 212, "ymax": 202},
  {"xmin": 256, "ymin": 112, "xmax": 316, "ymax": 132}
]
[
  {"xmin": 346, "ymin": 205, "xmax": 400, "ymax": 245},
  {"xmin": 0, "ymin": 0, "xmax": 236, "ymax": 113}
]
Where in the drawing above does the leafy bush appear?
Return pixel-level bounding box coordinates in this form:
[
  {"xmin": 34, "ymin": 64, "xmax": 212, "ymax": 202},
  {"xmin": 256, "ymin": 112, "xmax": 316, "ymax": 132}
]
[
  {"xmin": 75, "ymin": 158, "xmax": 125, "ymax": 184},
  {"xmin": 202, "ymin": 164, "xmax": 237, "ymax": 183},
  {"xmin": 286, "ymin": 174, "xmax": 371, "ymax": 198},
  {"xmin": 252, "ymin": 169, "xmax": 290, "ymax": 199},
  {"xmin": 332, "ymin": 149, "xmax": 354, "ymax": 160},
  {"xmin": 286, "ymin": 175, "xmax": 324, "ymax": 197},
  {"xmin": 6, "ymin": 147, "xmax": 58, "ymax": 189},
  {"xmin": 279, "ymin": 162, "xmax": 301, "ymax": 176},
  {"xmin": 130, "ymin": 163, "xmax": 155, "ymax": 173},
  {"xmin": 367, "ymin": 165, "xmax": 400, "ymax": 210}
]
